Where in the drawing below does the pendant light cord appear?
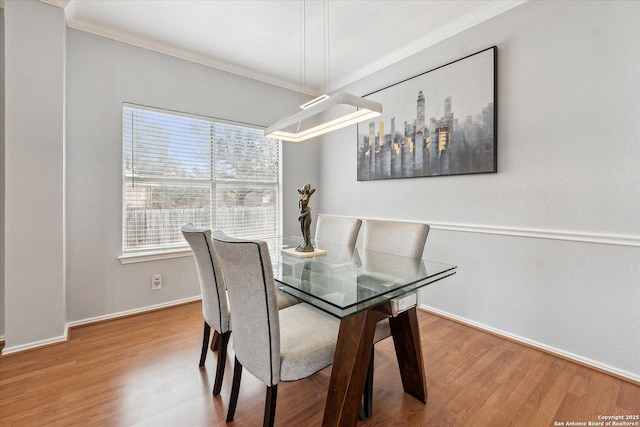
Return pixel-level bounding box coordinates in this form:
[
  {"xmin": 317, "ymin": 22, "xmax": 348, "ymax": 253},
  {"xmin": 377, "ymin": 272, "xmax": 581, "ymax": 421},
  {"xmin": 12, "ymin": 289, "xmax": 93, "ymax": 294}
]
[
  {"xmin": 300, "ymin": 0, "xmax": 305, "ymax": 106},
  {"xmin": 325, "ymin": 0, "xmax": 330, "ymax": 95},
  {"xmin": 297, "ymin": 0, "xmax": 306, "ymax": 132}
]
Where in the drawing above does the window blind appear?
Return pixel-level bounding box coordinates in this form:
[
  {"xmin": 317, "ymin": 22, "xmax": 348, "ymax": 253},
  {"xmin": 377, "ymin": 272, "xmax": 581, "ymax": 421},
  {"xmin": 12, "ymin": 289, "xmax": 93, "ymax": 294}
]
[{"xmin": 123, "ymin": 104, "xmax": 281, "ymax": 254}]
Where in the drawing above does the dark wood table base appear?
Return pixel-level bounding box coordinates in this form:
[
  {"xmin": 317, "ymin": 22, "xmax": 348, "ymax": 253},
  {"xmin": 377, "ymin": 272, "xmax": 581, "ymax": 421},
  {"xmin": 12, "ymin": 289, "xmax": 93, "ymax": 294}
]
[
  {"xmin": 389, "ymin": 306, "xmax": 427, "ymax": 403},
  {"xmin": 322, "ymin": 306, "xmax": 427, "ymax": 427}
]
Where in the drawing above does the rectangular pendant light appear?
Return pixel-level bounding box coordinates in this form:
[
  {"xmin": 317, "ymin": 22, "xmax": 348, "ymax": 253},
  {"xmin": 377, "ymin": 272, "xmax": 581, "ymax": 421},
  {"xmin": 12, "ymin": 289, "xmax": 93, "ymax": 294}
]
[{"xmin": 264, "ymin": 92, "xmax": 382, "ymax": 142}]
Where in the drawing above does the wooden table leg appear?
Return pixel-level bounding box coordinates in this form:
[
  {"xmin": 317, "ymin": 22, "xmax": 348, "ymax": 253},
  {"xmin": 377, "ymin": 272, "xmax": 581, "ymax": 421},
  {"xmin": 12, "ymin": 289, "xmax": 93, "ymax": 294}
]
[
  {"xmin": 322, "ymin": 308, "xmax": 382, "ymax": 427},
  {"xmin": 389, "ymin": 306, "xmax": 427, "ymax": 403}
]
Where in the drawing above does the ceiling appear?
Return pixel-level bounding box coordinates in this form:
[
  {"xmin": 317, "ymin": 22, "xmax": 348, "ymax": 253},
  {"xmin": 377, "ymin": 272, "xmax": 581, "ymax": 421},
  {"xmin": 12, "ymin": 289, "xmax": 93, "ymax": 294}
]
[{"xmin": 62, "ymin": 0, "xmax": 525, "ymax": 95}]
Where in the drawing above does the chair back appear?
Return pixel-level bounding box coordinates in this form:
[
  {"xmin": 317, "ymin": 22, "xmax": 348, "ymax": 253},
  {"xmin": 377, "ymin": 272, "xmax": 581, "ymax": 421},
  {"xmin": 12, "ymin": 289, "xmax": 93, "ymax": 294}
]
[
  {"xmin": 362, "ymin": 219, "xmax": 429, "ymax": 259},
  {"xmin": 211, "ymin": 231, "xmax": 281, "ymax": 386},
  {"xmin": 315, "ymin": 215, "xmax": 362, "ymax": 249},
  {"xmin": 181, "ymin": 224, "xmax": 230, "ymax": 334}
]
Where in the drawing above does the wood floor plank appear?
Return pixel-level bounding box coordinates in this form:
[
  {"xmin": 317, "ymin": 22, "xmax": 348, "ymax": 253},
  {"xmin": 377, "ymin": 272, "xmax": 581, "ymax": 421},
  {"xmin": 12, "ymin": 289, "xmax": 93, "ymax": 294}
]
[
  {"xmin": 528, "ymin": 362, "xmax": 580, "ymax": 426},
  {"xmin": 507, "ymin": 358, "xmax": 566, "ymax": 425},
  {"xmin": 1, "ymin": 302, "xmax": 638, "ymax": 426},
  {"xmin": 618, "ymin": 381, "xmax": 640, "ymax": 412}
]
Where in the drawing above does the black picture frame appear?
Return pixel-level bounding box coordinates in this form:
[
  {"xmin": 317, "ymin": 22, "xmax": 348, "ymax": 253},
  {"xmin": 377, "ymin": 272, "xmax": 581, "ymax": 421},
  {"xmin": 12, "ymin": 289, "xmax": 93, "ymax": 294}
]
[{"xmin": 357, "ymin": 46, "xmax": 497, "ymax": 181}]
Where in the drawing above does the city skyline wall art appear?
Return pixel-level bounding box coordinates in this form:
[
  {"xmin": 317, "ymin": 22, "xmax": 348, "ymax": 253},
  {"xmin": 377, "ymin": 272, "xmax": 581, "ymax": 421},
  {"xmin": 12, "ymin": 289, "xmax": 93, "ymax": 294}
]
[{"xmin": 357, "ymin": 46, "xmax": 497, "ymax": 181}]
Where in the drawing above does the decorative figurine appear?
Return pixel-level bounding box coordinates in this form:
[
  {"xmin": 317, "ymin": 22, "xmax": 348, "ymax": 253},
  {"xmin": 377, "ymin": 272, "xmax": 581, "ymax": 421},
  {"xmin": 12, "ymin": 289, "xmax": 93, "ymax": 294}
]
[{"xmin": 296, "ymin": 183, "xmax": 315, "ymax": 252}]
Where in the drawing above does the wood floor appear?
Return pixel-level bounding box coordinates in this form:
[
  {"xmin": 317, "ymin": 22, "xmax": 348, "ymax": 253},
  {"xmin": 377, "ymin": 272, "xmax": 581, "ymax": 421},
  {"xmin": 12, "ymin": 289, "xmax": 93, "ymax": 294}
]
[{"xmin": 1, "ymin": 302, "xmax": 638, "ymax": 426}]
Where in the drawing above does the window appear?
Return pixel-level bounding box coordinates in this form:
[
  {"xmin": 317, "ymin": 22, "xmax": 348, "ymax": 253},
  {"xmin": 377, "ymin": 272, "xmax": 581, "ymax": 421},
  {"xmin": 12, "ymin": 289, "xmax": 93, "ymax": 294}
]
[{"xmin": 122, "ymin": 104, "xmax": 281, "ymax": 255}]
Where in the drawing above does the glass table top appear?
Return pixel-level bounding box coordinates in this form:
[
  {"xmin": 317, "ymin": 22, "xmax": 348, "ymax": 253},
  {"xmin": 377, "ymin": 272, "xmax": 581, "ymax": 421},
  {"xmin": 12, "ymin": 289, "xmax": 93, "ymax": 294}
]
[{"xmin": 264, "ymin": 236, "xmax": 457, "ymax": 319}]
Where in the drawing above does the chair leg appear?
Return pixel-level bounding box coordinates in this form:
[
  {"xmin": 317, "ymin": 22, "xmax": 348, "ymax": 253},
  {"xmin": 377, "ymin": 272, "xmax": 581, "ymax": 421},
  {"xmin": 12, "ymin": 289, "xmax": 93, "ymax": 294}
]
[
  {"xmin": 211, "ymin": 330, "xmax": 220, "ymax": 351},
  {"xmin": 226, "ymin": 357, "xmax": 243, "ymax": 422},
  {"xmin": 359, "ymin": 405, "xmax": 366, "ymax": 421},
  {"xmin": 212, "ymin": 331, "xmax": 231, "ymax": 396},
  {"xmin": 199, "ymin": 322, "xmax": 211, "ymax": 366},
  {"xmin": 359, "ymin": 348, "xmax": 375, "ymax": 420},
  {"xmin": 264, "ymin": 384, "xmax": 278, "ymax": 427}
]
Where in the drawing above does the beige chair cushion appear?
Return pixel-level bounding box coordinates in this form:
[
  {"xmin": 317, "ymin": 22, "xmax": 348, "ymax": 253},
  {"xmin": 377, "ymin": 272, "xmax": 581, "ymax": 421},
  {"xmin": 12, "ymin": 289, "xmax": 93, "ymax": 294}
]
[{"xmin": 279, "ymin": 303, "xmax": 340, "ymax": 381}]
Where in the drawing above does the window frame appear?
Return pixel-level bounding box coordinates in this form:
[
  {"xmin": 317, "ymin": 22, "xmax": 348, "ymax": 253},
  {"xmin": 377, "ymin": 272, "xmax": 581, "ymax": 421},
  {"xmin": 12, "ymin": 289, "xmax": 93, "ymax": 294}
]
[{"xmin": 119, "ymin": 103, "xmax": 282, "ymax": 263}]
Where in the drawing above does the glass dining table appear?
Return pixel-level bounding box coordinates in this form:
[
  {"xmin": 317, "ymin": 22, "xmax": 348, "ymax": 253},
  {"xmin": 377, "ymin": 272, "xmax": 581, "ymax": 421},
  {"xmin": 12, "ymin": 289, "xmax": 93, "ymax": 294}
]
[{"xmin": 263, "ymin": 236, "xmax": 457, "ymax": 427}]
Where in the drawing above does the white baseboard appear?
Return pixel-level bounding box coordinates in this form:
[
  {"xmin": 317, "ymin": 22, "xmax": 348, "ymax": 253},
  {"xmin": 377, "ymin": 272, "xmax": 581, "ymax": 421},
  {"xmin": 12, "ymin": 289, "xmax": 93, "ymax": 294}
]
[
  {"xmin": 66, "ymin": 295, "xmax": 202, "ymax": 328},
  {"xmin": 421, "ymin": 304, "xmax": 640, "ymax": 385},
  {"xmin": 2, "ymin": 324, "xmax": 70, "ymax": 356},
  {"xmin": 1, "ymin": 296, "xmax": 202, "ymax": 356}
]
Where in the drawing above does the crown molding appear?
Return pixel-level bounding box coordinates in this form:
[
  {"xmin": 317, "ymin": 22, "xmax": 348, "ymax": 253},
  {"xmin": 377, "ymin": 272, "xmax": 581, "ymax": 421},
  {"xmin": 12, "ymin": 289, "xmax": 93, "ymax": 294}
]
[
  {"xmin": 331, "ymin": 0, "xmax": 529, "ymax": 91},
  {"xmin": 63, "ymin": 0, "xmax": 526, "ymax": 95},
  {"xmin": 40, "ymin": 0, "xmax": 70, "ymax": 8},
  {"xmin": 1, "ymin": 0, "xmax": 70, "ymax": 9},
  {"xmin": 65, "ymin": 13, "xmax": 318, "ymax": 96}
]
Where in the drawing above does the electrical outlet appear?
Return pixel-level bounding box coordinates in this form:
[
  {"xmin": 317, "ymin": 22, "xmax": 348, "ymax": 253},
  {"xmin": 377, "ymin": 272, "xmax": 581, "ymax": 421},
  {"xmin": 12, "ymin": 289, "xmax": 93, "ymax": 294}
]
[{"xmin": 151, "ymin": 274, "xmax": 162, "ymax": 290}]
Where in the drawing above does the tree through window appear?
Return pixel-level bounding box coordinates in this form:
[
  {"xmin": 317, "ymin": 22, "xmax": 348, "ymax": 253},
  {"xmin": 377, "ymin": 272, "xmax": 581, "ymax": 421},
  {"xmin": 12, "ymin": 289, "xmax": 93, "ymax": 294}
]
[{"xmin": 122, "ymin": 104, "xmax": 281, "ymax": 254}]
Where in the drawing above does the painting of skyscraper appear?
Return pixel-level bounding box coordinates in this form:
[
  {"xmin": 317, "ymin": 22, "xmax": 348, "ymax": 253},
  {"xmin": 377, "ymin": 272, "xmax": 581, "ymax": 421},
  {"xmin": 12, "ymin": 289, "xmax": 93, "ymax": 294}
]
[{"xmin": 357, "ymin": 46, "xmax": 497, "ymax": 181}]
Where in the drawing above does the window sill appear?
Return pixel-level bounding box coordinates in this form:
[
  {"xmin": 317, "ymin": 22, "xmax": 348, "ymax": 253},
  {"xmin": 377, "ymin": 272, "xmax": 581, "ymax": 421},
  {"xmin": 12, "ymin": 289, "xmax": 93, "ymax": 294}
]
[{"xmin": 119, "ymin": 249, "xmax": 193, "ymax": 264}]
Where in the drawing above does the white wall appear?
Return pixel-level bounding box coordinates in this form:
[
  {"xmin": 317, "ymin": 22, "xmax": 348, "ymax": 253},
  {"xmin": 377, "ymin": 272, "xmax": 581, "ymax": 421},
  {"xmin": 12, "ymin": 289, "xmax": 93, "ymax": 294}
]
[
  {"xmin": 2, "ymin": 1, "xmax": 316, "ymax": 350},
  {"xmin": 1, "ymin": 8, "xmax": 5, "ymax": 339},
  {"xmin": 4, "ymin": 1, "xmax": 67, "ymax": 349},
  {"xmin": 282, "ymin": 140, "xmax": 320, "ymax": 237},
  {"xmin": 64, "ymin": 29, "xmax": 314, "ymax": 324},
  {"xmin": 3, "ymin": 0, "xmax": 637, "ymax": 383},
  {"xmin": 316, "ymin": 1, "xmax": 640, "ymax": 380}
]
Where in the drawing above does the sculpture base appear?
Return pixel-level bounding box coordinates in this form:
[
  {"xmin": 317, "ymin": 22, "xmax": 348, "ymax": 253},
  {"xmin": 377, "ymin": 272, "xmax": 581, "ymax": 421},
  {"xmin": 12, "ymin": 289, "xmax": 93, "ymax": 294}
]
[{"xmin": 282, "ymin": 248, "xmax": 327, "ymax": 258}]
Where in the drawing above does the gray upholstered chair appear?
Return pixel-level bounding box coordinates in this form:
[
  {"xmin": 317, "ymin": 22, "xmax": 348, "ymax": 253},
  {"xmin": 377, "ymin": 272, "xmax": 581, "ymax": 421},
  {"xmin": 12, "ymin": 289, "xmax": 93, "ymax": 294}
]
[
  {"xmin": 362, "ymin": 219, "xmax": 430, "ymax": 259},
  {"xmin": 314, "ymin": 214, "xmax": 362, "ymax": 249},
  {"xmin": 182, "ymin": 224, "xmax": 299, "ymax": 397},
  {"xmin": 181, "ymin": 224, "xmax": 231, "ymax": 396},
  {"xmin": 360, "ymin": 219, "xmax": 430, "ymax": 418},
  {"xmin": 211, "ymin": 231, "xmax": 339, "ymax": 427}
]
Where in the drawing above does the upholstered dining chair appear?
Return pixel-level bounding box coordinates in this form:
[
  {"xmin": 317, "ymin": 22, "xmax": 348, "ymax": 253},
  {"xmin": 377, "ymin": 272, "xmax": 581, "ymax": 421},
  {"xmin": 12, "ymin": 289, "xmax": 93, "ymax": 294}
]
[
  {"xmin": 314, "ymin": 214, "xmax": 362, "ymax": 250},
  {"xmin": 211, "ymin": 231, "xmax": 340, "ymax": 427},
  {"xmin": 360, "ymin": 219, "xmax": 430, "ymax": 418},
  {"xmin": 182, "ymin": 224, "xmax": 300, "ymax": 397},
  {"xmin": 362, "ymin": 219, "xmax": 430, "ymax": 258},
  {"xmin": 181, "ymin": 224, "xmax": 231, "ymax": 397}
]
